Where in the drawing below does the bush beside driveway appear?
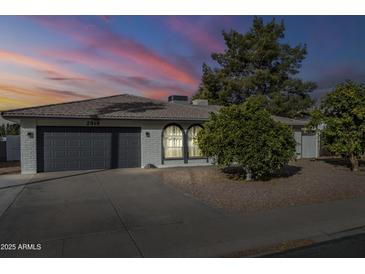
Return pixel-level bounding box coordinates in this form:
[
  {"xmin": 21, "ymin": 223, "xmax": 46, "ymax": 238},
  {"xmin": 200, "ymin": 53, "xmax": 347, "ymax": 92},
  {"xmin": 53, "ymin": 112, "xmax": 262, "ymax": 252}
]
[{"xmin": 158, "ymin": 158, "xmax": 365, "ymax": 214}]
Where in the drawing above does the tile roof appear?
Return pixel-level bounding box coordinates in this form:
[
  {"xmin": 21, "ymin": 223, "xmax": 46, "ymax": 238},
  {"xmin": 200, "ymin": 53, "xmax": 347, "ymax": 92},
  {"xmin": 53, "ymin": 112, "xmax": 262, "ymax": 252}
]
[
  {"xmin": 1, "ymin": 94, "xmax": 309, "ymax": 126},
  {"xmin": 1, "ymin": 94, "xmax": 221, "ymax": 121}
]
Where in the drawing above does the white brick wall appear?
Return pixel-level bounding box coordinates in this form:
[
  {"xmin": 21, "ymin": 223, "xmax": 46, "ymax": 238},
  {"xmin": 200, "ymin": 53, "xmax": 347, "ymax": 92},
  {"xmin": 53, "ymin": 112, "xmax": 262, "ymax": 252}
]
[
  {"xmin": 20, "ymin": 119, "xmax": 37, "ymax": 174},
  {"xmin": 18, "ymin": 118, "xmax": 212, "ymax": 173},
  {"xmin": 141, "ymin": 127, "xmax": 162, "ymax": 167},
  {"xmin": 161, "ymin": 158, "xmax": 210, "ymax": 167}
]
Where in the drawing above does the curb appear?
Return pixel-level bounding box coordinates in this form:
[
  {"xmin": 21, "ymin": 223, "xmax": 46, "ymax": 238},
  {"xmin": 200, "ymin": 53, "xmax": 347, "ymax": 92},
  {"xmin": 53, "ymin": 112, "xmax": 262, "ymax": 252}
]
[{"xmin": 252, "ymin": 225, "xmax": 365, "ymax": 257}]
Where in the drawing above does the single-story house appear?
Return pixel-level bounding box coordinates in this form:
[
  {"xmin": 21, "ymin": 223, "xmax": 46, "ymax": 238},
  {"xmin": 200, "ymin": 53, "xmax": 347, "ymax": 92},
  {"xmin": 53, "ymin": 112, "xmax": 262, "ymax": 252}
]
[{"xmin": 1, "ymin": 94, "xmax": 319, "ymax": 174}]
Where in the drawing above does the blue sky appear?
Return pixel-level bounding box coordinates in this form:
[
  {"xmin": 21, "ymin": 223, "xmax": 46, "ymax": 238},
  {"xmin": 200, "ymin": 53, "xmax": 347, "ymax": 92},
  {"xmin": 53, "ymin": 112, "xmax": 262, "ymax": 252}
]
[{"xmin": 0, "ymin": 15, "xmax": 364, "ymax": 110}]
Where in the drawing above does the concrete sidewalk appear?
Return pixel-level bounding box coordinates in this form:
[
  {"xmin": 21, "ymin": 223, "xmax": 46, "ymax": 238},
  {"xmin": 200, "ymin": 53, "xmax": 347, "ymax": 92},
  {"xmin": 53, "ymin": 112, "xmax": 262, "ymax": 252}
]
[
  {"xmin": 0, "ymin": 170, "xmax": 365, "ymax": 257},
  {"xmin": 129, "ymin": 196, "xmax": 365, "ymax": 257}
]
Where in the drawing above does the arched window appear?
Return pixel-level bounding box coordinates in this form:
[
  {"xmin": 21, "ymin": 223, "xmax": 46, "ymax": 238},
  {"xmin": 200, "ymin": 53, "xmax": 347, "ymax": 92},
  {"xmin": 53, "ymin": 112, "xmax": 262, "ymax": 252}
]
[
  {"xmin": 188, "ymin": 125, "xmax": 203, "ymax": 158},
  {"xmin": 163, "ymin": 125, "xmax": 183, "ymax": 158}
]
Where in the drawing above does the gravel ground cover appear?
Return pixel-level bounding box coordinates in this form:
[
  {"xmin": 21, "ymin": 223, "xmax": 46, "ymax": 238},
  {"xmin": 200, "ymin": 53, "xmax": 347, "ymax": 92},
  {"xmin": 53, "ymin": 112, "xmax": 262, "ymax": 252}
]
[{"xmin": 157, "ymin": 158, "xmax": 365, "ymax": 214}]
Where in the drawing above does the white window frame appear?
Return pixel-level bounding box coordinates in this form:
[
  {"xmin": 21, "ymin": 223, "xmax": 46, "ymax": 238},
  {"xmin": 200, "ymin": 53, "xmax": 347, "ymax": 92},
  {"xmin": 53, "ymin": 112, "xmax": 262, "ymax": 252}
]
[
  {"xmin": 163, "ymin": 125, "xmax": 184, "ymax": 159},
  {"xmin": 188, "ymin": 125, "xmax": 203, "ymax": 158}
]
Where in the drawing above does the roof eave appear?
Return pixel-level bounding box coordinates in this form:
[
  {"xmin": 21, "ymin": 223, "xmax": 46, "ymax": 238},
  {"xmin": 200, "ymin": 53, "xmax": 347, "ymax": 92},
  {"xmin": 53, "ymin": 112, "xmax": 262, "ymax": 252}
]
[{"xmin": 1, "ymin": 114, "xmax": 210, "ymax": 122}]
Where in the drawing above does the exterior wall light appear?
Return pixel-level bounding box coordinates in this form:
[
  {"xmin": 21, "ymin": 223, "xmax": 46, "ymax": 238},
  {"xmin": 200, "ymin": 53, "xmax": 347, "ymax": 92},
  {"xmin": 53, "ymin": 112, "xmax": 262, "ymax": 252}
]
[
  {"xmin": 145, "ymin": 132, "xmax": 150, "ymax": 138},
  {"xmin": 27, "ymin": 132, "xmax": 34, "ymax": 138}
]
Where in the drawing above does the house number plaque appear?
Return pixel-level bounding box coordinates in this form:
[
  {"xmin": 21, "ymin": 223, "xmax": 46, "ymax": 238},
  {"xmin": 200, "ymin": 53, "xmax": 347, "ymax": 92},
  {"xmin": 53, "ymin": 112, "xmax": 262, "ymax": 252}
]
[{"xmin": 86, "ymin": 120, "xmax": 100, "ymax": 126}]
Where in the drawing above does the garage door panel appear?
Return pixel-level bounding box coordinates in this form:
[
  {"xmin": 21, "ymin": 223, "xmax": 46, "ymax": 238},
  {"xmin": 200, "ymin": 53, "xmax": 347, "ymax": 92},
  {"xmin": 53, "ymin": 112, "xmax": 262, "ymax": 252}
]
[
  {"xmin": 94, "ymin": 150, "xmax": 108, "ymax": 157},
  {"xmin": 118, "ymin": 131, "xmax": 141, "ymax": 168},
  {"xmin": 67, "ymin": 161, "xmax": 81, "ymax": 170},
  {"xmin": 68, "ymin": 132, "xmax": 82, "ymax": 136},
  {"xmin": 52, "ymin": 139, "xmax": 67, "ymax": 146},
  {"xmin": 38, "ymin": 127, "xmax": 112, "ymax": 172},
  {"xmin": 94, "ymin": 140, "xmax": 107, "ymax": 147},
  {"xmin": 80, "ymin": 160, "xmax": 96, "ymax": 169},
  {"xmin": 79, "ymin": 150, "xmax": 92, "ymax": 157},
  {"xmin": 54, "ymin": 151, "xmax": 66, "ymax": 158},
  {"xmin": 79, "ymin": 139, "xmax": 92, "ymax": 146},
  {"xmin": 67, "ymin": 151, "xmax": 81, "ymax": 157},
  {"xmin": 67, "ymin": 140, "xmax": 81, "ymax": 146},
  {"xmin": 52, "ymin": 160, "xmax": 67, "ymax": 170},
  {"xmin": 37, "ymin": 126, "xmax": 141, "ymax": 172}
]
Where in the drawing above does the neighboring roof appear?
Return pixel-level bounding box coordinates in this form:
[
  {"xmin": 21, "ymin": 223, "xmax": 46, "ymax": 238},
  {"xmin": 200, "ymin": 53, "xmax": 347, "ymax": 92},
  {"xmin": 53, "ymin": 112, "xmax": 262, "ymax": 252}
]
[
  {"xmin": 1, "ymin": 94, "xmax": 221, "ymax": 121},
  {"xmin": 0, "ymin": 115, "xmax": 14, "ymax": 125},
  {"xmin": 272, "ymin": 115, "xmax": 309, "ymax": 126}
]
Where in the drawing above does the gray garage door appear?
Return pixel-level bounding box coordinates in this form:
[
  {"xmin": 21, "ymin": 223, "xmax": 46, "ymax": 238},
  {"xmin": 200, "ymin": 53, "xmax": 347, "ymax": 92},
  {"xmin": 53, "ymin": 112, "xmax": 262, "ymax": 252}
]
[{"xmin": 37, "ymin": 126, "xmax": 141, "ymax": 172}]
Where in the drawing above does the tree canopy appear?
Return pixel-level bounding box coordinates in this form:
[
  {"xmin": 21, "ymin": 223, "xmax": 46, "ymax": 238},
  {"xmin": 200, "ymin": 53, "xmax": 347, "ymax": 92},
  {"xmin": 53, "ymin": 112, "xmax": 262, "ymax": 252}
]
[
  {"xmin": 197, "ymin": 96, "xmax": 296, "ymax": 180},
  {"xmin": 0, "ymin": 123, "xmax": 20, "ymax": 137},
  {"xmin": 194, "ymin": 16, "xmax": 316, "ymax": 118},
  {"xmin": 308, "ymin": 80, "xmax": 365, "ymax": 171}
]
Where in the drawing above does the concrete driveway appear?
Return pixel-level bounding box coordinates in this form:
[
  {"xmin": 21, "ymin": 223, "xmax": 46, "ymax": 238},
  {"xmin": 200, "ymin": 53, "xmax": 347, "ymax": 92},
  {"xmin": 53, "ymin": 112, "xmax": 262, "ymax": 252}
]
[
  {"xmin": 0, "ymin": 168, "xmax": 230, "ymax": 257},
  {"xmin": 1, "ymin": 168, "xmax": 365, "ymax": 257}
]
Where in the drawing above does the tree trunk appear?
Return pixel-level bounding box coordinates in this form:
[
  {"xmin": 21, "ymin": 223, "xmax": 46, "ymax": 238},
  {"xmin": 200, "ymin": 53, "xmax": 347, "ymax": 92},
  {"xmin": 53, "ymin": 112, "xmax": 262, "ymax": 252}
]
[{"xmin": 350, "ymin": 154, "xmax": 359, "ymax": 172}]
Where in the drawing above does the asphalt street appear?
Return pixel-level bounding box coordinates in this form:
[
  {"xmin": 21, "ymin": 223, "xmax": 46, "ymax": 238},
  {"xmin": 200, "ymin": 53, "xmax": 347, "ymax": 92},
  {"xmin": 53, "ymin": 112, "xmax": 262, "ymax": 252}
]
[{"xmin": 263, "ymin": 233, "xmax": 365, "ymax": 258}]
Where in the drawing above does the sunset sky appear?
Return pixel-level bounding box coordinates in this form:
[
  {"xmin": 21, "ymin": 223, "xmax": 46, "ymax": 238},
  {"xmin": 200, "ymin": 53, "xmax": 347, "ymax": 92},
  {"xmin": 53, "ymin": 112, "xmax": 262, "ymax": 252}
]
[{"xmin": 1, "ymin": 15, "xmax": 365, "ymax": 111}]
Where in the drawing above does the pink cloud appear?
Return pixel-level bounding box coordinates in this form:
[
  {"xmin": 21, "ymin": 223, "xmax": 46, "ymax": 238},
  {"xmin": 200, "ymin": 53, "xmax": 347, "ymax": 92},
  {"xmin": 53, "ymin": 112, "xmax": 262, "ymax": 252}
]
[
  {"xmin": 166, "ymin": 17, "xmax": 225, "ymax": 53},
  {"xmin": 0, "ymin": 49, "xmax": 120, "ymax": 99},
  {"xmin": 30, "ymin": 16, "xmax": 200, "ymax": 87},
  {"xmin": 0, "ymin": 49, "xmax": 84, "ymax": 80},
  {"xmin": 143, "ymin": 89, "xmax": 171, "ymax": 100},
  {"xmin": 42, "ymin": 49, "xmax": 152, "ymax": 80},
  {"xmin": 101, "ymin": 74, "xmax": 192, "ymax": 97},
  {"xmin": 78, "ymin": 32, "xmax": 199, "ymax": 86},
  {"xmin": 100, "ymin": 15, "xmax": 111, "ymax": 23},
  {"xmin": 41, "ymin": 48, "xmax": 194, "ymax": 101},
  {"xmin": 0, "ymin": 82, "xmax": 91, "ymax": 111},
  {"xmin": 0, "ymin": 50, "xmax": 115, "ymax": 101}
]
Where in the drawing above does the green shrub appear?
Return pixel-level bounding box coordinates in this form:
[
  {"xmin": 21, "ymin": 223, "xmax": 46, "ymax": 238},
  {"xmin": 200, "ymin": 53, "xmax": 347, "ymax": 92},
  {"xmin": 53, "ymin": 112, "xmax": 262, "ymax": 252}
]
[
  {"xmin": 197, "ymin": 96, "xmax": 296, "ymax": 180},
  {"xmin": 308, "ymin": 80, "xmax": 365, "ymax": 171}
]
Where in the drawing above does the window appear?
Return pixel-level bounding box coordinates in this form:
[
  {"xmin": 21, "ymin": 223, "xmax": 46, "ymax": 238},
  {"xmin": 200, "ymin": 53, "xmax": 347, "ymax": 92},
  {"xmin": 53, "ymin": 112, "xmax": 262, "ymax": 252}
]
[
  {"xmin": 163, "ymin": 125, "xmax": 183, "ymax": 158},
  {"xmin": 188, "ymin": 125, "xmax": 203, "ymax": 158}
]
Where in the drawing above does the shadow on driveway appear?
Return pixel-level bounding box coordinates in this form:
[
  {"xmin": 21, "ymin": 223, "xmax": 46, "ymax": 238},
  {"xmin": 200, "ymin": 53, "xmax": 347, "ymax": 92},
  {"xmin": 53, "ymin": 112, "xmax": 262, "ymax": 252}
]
[
  {"xmin": 0, "ymin": 169, "xmax": 108, "ymax": 191},
  {"xmin": 317, "ymin": 157, "xmax": 365, "ymax": 172}
]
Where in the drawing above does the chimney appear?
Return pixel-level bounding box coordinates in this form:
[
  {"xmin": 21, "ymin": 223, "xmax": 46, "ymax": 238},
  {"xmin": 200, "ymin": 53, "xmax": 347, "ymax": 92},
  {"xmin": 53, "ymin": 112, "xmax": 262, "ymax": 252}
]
[
  {"xmin": 192, "ymin": 99, "xmax": 209, "ymax": 106},
  {"xmin": 168, "ymin": 95, "xmax": 189, "ymax": 104}
]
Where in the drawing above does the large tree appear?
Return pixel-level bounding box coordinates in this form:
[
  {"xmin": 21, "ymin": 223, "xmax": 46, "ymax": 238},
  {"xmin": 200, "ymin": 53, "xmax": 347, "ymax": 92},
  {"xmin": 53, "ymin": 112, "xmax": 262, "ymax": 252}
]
[
  {"xmin": 0, "ymin": 123, "xmax": 19, "ymax": 137},
  {"xmin": 197, "ymin": 96, "xmax": 296, "ymax": 180},
  {"xmin": 308, "ymin": 80, "xmax": 365, "ymax": 171},
  {"xmin": 194, "ymin": 16, "xmax": 317, "ymax": 118}
]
